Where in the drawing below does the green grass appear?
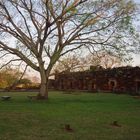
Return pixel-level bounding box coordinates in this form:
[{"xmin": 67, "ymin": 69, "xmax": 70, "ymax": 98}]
[{"xmin": 0, "ymin": 91, "xmax": 140, "ymax": 140}]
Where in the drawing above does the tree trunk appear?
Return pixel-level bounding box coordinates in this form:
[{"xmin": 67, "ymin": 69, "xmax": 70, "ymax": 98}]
[
  {"xmin": 37, "ymin": 69, "xmax": 49, "ymax": 100},
  {"xmin": 37, "ymin": 55, "xmax": 57, "ymax": 100}
]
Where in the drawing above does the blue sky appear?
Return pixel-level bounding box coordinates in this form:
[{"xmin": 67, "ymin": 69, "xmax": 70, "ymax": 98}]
[{"xmin": 135, "ymin": 0, "xmax": 140, "ymax": 3}]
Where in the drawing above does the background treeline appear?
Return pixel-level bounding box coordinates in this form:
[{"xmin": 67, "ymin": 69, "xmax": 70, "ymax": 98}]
[{"xmin": 0, "ymin": 67, "xmax": 33, "ymax": 89}]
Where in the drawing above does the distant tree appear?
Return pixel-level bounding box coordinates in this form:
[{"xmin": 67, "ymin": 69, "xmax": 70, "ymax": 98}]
[
  {"xmin": 30, "ymin": 76, "xmax": 40, "ymax": 83},
  {"xmin": 87, "ymin": 51, "xmax": 124, "ymax": 69},
  {"xmin": 53, "ymin": 53, "xmax": 88, "ymax": 73},
  {"xmin": 53, "ymin": 51, "xmax": 124, "ymax": 73},
  {"xmin": 0, "ymin": 67, "xmax": 21, "ymax": 88},
  {"xmin": 19, "ymin": 78, "xmax": 32, "ymax": 86},
  {"xmin": 0, "ymin": 0, "xmax": 138, "ymax": 99}
]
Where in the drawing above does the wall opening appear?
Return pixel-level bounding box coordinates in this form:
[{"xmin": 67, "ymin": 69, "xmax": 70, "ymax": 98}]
[
  {"xmin": 108, "ymin": 79, "xmax": 117, "ymax": 91},
  {"xmin": 136, "ymin": 81, "xmax": 140, "ymax": 94}
]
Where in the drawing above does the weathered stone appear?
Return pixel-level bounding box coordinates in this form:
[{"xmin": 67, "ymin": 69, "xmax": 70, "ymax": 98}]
[{"xmin": 54, "ymin": 66, "xmax": 140, "ymax": 95}]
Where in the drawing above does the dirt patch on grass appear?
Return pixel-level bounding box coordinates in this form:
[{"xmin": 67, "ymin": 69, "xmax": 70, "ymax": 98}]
[
  {"xmin": 133, "ymin": 96, "xmax": 140, "ymax": 99},
  {"xmin": 110, "ymin": 121, "xmax": 121, "ymax": 127}
]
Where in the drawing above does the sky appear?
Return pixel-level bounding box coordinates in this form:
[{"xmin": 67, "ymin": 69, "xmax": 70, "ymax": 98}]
[
  {"xmin": 133, "ymin": 54, "xmax": 140, "ymax": 66},
  {"xmin": 132, "ymin": 0, "xmax": 140, "ymax": 66},
  {"xmin": 135, "ymin": 0, "xmax": 140, "ymax": 3}
]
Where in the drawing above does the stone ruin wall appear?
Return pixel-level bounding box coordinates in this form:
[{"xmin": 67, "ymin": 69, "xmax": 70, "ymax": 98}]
[{"xmin": 52, "ymin": 66, "xmax": 140, "ymax": 95}]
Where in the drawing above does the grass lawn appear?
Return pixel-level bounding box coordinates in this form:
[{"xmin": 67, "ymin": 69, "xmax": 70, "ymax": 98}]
[{"xmin": 0, "ymin": 91, "xmax": 140, "ymax": 140}]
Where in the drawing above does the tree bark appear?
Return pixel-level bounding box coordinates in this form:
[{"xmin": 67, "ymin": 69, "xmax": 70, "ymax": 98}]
[
  {"xmin": 37, "ymin": 79, "xmax": 48, "ymax": 100},
  {"xmin": 37, "ymin": 68, "xmax": 49, "ymax": 100}
]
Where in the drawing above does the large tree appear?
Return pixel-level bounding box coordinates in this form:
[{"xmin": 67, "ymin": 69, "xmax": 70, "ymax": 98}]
[{"xmin": 0, "ymin": 0, "xmax": 138, "ymax": 99}]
